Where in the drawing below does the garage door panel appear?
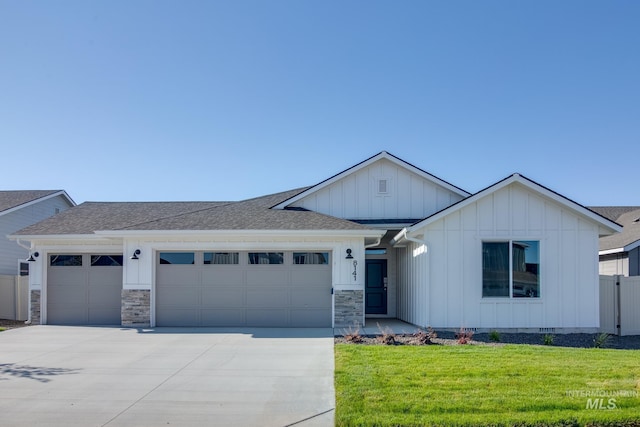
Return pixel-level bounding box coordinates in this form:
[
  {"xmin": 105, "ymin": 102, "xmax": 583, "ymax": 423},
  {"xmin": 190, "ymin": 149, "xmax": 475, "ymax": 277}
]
[
  {"xmin": 246, "ymin": 288, "xmax": 288, "ymax": 307},
  {"xmin": 291, "ymin": 289, "xmax": 331, "ymax": 308},
  {"xmin": 157, "ymin": 267, "xmax": 198, "ymax": 285},
  {"xmin": 156, "ymin": 251, "xmax": 331, "ymax": 327},
  {"xmin": 291, "ymin": 309, "xmax": 331, "ymax": 327},
  {"xmin": 201, "ymin": 288, "xmax": 244, "ymax": 307},
  {"xmin": 246, "ymin": 309, "xmax": 288, "ymax": 327},
  {"xmin": 246, "ymin": 270, "xmax": 287, "ymax": 286},
  {"xmin": 89, "ymin": 283, "xmax": 122, "ymax": 304},
  {"xmin": 201, "ymin": 269, "xmax": 243, "ymax": 285},
  {"xmin": 156, "ymin": 285, "xmax": 199, "ymax": 306},
  {"xmin": 291, "ymin": 269, "xmax": 331, "ymax": 287},
  {"xmin": 200, "ymin": 309, "xmax": 245, "ymax": 326},
  {"xmin": 157, "ymin": 309, "xmax": 198, "ymax": 327},
  {"xmin": 88, "ymin": 268, "xmax": 123, "ymax": 286},
  {"xmin": 89, "ymin": 307, "xmax": 121, "ymax": 325},
  {"xmin": 48, "ymin": 269, "xmax": 86, "ymax": 286},
  {"xmin": 48, "ymin": 306, "xmax": 87, "ymax": 325},
  {"xmin": 48, "ymin": 285, "xmax": 87, "ymax": 305}
]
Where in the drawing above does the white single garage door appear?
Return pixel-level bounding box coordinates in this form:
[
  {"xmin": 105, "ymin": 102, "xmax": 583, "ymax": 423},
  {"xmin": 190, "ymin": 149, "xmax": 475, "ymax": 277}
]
[
  {"xmin": 47, "ymin": 254, "xmax": 123, "ymax": 325},
  {"xmin": 156, "ymin": 251, "xmax": 332, "ymax": 327}
]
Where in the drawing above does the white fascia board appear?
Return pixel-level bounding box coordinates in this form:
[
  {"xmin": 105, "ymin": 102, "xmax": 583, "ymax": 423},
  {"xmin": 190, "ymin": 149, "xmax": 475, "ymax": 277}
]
[
  {"xmin": 0, "ymin": 191, "xmax": 76, "ymax": 218},
  {"xmin": 599, "ymin": 248, "xmax": 625, "ymax": 256},
  {"xmin": 7, "ymin": 233, "xmax": 106, "ymax": 241},
  {"xmin": 272, "ymin": 151, "xmax": 470, "ymax": 209},
  {"xmin": 406, "ymin": 174, "xmax": 623, "ymax": 237},
  {"xmin": 94, "ymin": 229, "xmax": 386, "ymax": 239}
]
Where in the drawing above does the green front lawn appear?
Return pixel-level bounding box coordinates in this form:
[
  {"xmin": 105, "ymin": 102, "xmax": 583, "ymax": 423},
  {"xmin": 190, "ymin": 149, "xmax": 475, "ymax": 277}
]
[{"xmin": 335, "ymin": 344, "xmax": 640, "ymax": 426}]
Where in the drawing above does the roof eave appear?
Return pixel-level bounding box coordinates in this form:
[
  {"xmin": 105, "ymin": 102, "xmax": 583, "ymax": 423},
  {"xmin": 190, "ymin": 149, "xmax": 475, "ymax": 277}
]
[
  {"xmin": 94, "ymin": 229, "xmax": 386, "ymax": 238},
  {"xmin": 0, "ymin": 190, "xmax": 76, "ymax": 217}
]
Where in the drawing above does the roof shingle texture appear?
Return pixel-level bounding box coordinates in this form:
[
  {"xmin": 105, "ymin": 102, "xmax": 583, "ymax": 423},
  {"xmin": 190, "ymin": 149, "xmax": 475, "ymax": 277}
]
[
  {"xmin": 590, "ymin": 206, "xmax": 640, "ymax": 251},
  {"xmin": 14, "ymin": 188, "xmax": 371, "ymax": 235},
  {"xmin": 0, "ymin": 190, "xmax": 61, "ymax": 213}
]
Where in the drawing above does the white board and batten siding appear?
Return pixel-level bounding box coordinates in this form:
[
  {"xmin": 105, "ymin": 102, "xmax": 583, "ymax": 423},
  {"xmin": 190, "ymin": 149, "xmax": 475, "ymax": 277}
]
[
  {"xmin": 290, "ymin": 158, "xmax": 465, "ymax": 220},
  {"xmin": 398, "ymin": 182, "xmax": 601, "ymax": 331}
]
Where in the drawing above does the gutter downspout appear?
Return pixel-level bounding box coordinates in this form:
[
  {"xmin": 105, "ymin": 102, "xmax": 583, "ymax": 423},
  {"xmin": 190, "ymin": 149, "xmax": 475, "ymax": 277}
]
[
  {"xmin": 364, "ymin": 236, "xmax": 382, "ymax": 248},
  {"xmin": 16, "ymin": 238, "xmax": 31, "ymax": 251}
]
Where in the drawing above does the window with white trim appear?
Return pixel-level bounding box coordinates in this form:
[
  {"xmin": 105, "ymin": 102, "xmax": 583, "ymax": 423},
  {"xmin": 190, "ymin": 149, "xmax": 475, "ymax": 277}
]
[{"xmin": 482, "ymin": 240, "xmax": 540, "ymax": 298}]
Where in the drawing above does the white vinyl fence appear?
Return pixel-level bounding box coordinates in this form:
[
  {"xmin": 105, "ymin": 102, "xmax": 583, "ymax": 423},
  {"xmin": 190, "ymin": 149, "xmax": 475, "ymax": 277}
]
[
  {"xmin": 600, "ymin": 275, "xmax": 640, "ymax": 336},
  {"xmin": 0, "ymin": 275, "xmax": 29, "ymax": 321}
]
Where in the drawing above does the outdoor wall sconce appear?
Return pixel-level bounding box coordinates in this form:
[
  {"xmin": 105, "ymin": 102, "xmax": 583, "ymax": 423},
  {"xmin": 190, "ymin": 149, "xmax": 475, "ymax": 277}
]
[
  {"xmin": 130, "ymin": 249, "xmax": 141, "ymax": 260},
  {"xmin": 27, "ymin": 252, "xmax": 39, "ymax": 262},
  {"xmin": 345, "ymin": 248, "xmax": 353, "ymax": 259}
]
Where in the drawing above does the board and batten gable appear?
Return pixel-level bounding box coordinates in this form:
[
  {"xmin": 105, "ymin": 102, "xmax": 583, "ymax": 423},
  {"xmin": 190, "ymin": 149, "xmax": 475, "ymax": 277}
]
[
  {"xmin": 396, "ymin": 178, "xmax": 616, "ymax": 331},
  {"xmin": 0, "ymin": 193, "xmax": 74, "ymax": 275},
  {"xmin": 287, "ymin": 157, "xmax": 466, "ymax": 221}
]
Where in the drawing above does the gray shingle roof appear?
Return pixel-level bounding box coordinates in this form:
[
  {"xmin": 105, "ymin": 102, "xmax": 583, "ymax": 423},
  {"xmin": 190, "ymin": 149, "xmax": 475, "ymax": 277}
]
[
  {"xmin": 13, "ymin": 187, "xmax": 372, "ymax": 236},
  {"xmin": 0, "ymin": 190, "xmax": 61, "ymax": 213},
  {"xmin": 590, "ymin": 206, "xmax": 640, "ymax": 251}
]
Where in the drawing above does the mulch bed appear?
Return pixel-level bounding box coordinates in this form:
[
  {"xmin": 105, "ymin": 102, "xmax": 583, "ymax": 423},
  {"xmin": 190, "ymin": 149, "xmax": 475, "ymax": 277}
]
[
  {"xmin": 335, "ymin": 330, "xmax": 640, "ymax": 349},
  {"xmin": 0, "ymin": 319, "xmax": 30, "ymax": 330}
]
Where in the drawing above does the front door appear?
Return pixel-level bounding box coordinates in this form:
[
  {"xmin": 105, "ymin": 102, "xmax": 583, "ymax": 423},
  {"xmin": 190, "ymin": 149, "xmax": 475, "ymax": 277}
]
[{"xmin": 365, "ymin": 259, "xmax": 387, "ymax": 315}]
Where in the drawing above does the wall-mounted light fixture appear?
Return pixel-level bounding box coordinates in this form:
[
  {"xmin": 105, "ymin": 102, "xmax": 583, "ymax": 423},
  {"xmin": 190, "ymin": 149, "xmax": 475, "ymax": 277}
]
[
  {"xmin": 27, "ymin": 251, "xmax": 39, "ymax": 262},
  {"xmin": 345, "ymin": 249, "xmax": 353, "ymax": 259},
  {"xmin": 130, "ymin": 249, "xmax": 141, "ymax": 260}
]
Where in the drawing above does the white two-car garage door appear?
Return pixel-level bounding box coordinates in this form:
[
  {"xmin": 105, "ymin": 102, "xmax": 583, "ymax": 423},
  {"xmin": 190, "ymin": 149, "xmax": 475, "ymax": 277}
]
[
  {"xmin": 47, "ymin": 254, "xmax": 123, "ymax": 325},
  {"xmin": 156, "ymin": 251, "xmax": 332, "ymax": 327}
]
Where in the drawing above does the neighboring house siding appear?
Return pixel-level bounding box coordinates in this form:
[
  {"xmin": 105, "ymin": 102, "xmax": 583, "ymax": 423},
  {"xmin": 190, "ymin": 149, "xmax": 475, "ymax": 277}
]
[
  {"xmin": 630, "ymin": 247, "xmax": 640, "ymax": 276},
  {"xmin": 599, "ymin": 253, "xmax": 629, "ymax": 276},
  {"xmin": 398, "ymin": 183, "xmax": 601, "ymax": 330},
  {"xmin": 0, "ymin": 195, "xmax": 72, "ymax": 275},
  {"xmin": 291, "ymin": 158, "xmax": 465, "ymax": 220}
]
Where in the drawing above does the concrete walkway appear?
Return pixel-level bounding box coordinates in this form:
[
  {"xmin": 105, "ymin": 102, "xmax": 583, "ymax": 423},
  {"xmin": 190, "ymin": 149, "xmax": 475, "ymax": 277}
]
[{"xmin": 0, "ymin": 326, "xmax": 334, "ymax": 427}]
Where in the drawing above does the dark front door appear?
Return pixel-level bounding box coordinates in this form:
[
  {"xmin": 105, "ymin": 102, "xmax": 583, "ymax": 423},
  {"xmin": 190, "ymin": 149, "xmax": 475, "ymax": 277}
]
[{"xmin": 365, "ymin": 259, "xmax": 387, "ymax": 315}]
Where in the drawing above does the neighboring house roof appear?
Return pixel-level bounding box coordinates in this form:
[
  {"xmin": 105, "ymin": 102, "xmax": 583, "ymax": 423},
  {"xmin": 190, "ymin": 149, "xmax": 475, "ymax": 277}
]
[
  {"xmin": 590, "ymin": 206, "xmax": 640, "ymax": 253},
  {"xmin": 0, "ymin": 190, "xmax": 75, "ymax": 216},
  {"xmin": 271, "ymin": 151, "xmax": 471, "ymax": 210},
  {"xmin": 13, "ymin": 187, "xmax": 377, "ymax": 237},
  {"xmin": 393, "ymin": 173, "xmax": 622, "ymax": 244}
]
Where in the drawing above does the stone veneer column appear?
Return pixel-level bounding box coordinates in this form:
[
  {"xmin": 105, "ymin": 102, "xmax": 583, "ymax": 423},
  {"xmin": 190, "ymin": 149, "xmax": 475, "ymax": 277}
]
[
  {"xmin": 121, "ymin": 289, "xmax": 151, "ymax": 327},
  {"xmin": 30, "ymin": 290, "xmax": 41, "ymax": 325},
  {"xmin": 334, "ymin": 289, "xmax": 364, "ymax": 328}
]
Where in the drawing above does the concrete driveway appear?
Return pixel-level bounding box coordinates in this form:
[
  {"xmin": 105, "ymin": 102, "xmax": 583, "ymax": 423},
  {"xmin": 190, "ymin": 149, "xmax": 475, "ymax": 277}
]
[{"xmin": 0, "ymin": 326, "xmax": 334, "ymax": 427}]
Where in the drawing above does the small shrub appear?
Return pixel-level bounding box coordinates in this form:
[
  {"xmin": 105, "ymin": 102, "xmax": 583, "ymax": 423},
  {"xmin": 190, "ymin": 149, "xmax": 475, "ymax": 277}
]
[
  {"xmin": 342, "ymin": 325, "xmax": 363, "ymax": 343},
  {"xmin": 456, "ymin": 327, "xmax": 474, "ymax": 345},
  {"xmin": 377, "ymin": 323, "xmax": 397, "ymax": 345},
  {"xmin": 0, "ymin": 327, "xmax": 5, "ymax": 332},
  {"xmin": 542, "ymin": 334, "xmax": 554, "ymax": 346},
  {"xmin": 593, "ymin": 332, "xmax": 611, "ymax": 348},
  {"xmin": 412, "ymin": 326, "xmax": 438, "ymax": 345},
  {"xmin": 488, "ymin": 330, "xmax": 500, "ymax": 342}
]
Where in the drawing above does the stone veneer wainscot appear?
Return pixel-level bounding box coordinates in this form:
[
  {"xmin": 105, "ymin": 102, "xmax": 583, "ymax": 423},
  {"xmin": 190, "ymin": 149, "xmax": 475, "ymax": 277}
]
[
  {"xmin": 121, "ymin": 289, "xmax": 151, "ymax": 327},
  {"xmin": 334, "ymin": 289, "xmax": 364, "ymax": 328},
  {"xmin": 30, "ymin": 290, "xmax": 41, "ymax": 325}
]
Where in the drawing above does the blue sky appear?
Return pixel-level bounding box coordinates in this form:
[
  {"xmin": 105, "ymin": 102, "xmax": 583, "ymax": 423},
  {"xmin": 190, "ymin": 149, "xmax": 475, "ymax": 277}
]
[{"xmin": 1, "ymin": 1, "xmax": 638, "ymax": 205}]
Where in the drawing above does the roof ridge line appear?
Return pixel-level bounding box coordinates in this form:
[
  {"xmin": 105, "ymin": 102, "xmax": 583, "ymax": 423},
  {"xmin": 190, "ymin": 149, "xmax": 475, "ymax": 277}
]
[{"xmin": 115, "ymin": 202, "xmax": 236, "ymax": 230}]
